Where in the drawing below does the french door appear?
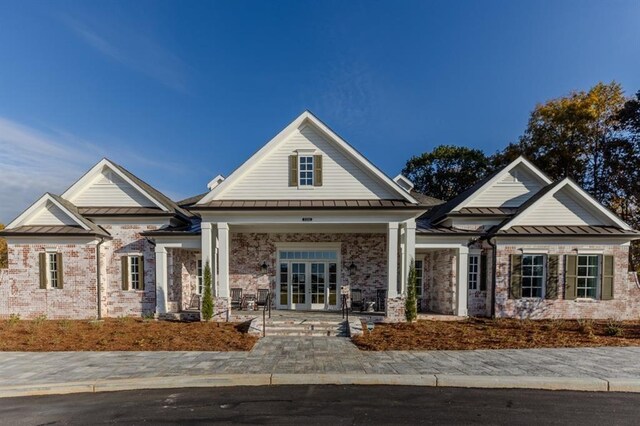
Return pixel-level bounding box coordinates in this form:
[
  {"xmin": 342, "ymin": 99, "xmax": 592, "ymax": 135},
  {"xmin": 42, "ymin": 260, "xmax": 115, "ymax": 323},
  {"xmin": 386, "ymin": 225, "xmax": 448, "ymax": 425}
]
[{"xmin": 279, "ymin": 260, "xmax": 338, "ymax": 310}]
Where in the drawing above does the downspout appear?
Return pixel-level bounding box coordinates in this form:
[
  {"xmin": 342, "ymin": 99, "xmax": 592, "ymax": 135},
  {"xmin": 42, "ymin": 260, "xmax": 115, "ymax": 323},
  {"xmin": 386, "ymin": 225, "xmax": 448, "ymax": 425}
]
[
  {"xmin": 486, "ymin": 237, "xmax": 497, "ymax": 318},
  {"xmin": 96, "ymin": 237, "xmax": 105, "ymax": 320}
]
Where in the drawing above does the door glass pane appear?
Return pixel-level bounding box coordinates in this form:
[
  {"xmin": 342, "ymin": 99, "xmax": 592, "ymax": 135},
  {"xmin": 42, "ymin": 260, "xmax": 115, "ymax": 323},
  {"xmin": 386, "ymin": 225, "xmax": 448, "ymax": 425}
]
[
  {"xmin": 329, "ymin": 263, "xmax": 337, "ymax": 305},
  {"xmin": 291, "ymin": 263, "xmax": 306, "ymax": 304},
  {"xmin": 280, "ymin": 263, "xmax": 288, "ymax": 305},
  {"xmin": 311, "ymin": 263, "xmax": 325, "ymax": 304}
]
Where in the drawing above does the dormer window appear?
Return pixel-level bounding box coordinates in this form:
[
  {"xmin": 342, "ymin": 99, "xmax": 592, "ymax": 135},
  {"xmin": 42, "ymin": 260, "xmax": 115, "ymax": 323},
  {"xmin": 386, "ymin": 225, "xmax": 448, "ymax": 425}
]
[{"xmin": 299, "ymin": 156, "xmax": 314, "ymax": 186}]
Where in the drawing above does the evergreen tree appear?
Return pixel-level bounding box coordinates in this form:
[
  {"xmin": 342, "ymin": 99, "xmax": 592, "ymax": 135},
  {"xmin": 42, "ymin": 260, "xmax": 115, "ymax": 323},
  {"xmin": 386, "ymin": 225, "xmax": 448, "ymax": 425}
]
[
  {"xmin": 201, "ymin": 261, "xmax": 214, "ymax": 321},
  {"xmin": 405, "ymin": 261, "xmax": 418, "ymax": 322}
]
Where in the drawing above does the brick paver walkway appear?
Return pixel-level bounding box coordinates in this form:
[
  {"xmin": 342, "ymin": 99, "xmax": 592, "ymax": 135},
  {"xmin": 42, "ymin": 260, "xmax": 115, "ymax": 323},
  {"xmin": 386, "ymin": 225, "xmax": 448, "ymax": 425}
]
[{"xmin": 1, "ymin": 337, "xmax": 640, "ymax": 386}]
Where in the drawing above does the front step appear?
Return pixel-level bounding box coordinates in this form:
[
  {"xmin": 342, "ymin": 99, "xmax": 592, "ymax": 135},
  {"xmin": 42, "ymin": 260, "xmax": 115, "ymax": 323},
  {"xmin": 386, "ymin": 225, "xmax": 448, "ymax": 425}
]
[{"xmin": 254, "ymin": 319, "xmax": 349, "ymax": 337}]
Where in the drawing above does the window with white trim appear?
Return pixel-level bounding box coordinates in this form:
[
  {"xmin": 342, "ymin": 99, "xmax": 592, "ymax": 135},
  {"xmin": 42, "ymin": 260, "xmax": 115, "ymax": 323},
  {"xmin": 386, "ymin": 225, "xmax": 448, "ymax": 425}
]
[
  {"xmin": 468, "ymin": 255, "xmax": 480, "ymax": 290},
  {"xmin": 577, "ymin": 255, "xmax": 599, "ymax": 299},
  {"xmin": 129, "ymin": 256, "xmax": 142, "ymax": 290},
  {"xmin": 196, "ymin": 259, "xmax": 203, "ymax": 295},
  {"xmin": 48, "ymin": 253, "xmax": 59, "ymax": 289},
  {"xmin": 298, "ymin": 156, "xmax": 314, "ymax": 186},
  {"xmin": 414, "ymin": 260, "xmax": 423, "ymax": 297},
  {"xmin": 522, "ymin": 254, "xmax": 545, "ymax": 298}
]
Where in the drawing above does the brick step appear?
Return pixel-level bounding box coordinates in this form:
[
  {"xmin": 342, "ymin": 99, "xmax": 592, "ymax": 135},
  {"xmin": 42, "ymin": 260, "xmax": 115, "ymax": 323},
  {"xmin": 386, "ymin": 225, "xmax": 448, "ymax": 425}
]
[{"xmin": 257, "ymin": 320, "xmax": 349, "ymax": 337}]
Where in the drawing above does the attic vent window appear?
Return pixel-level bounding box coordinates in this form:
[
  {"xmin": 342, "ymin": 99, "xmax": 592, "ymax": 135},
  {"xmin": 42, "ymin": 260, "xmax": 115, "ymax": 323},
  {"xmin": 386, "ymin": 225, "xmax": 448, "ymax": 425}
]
[
  {"xmin": 289, "ymin": 154, "xmax": 323, "ymax": 187},
  {"xmin": 299, "ymin": 156, "xmax": 314, "ymax": 186}
]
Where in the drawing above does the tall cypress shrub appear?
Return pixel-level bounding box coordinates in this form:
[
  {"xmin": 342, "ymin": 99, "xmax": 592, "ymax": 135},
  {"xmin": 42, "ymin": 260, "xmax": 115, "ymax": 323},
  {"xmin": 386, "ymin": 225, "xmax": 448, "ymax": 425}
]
[
  {"xmin": 405, "ymin": 261, "xmax": 418, "ymax": 322},
  {"xmin": 202, "ymin": 261, "xmax": 214, "ymax": 321}
]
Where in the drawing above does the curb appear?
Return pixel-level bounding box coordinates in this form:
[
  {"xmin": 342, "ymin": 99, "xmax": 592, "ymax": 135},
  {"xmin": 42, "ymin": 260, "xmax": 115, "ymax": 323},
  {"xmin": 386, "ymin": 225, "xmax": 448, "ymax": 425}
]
[{"xmin": 0, "ymin": 374, "xmax": 639, "ymax": 398}]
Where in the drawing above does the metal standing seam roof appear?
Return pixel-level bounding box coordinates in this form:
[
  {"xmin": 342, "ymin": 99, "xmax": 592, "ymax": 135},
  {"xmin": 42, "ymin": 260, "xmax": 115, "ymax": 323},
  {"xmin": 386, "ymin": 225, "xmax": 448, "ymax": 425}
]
[
  {"xmin": 191, "ymin": 199, "xmax": 427, "ymax": 209},
  {"xmin": 498, "ymin": 225, "xmax": 640, "ymax": 236},
  {"xmin": 0, "ymin": 225, "xmax": 112, "ymax": 237},
  {"xmin": 453, "ymin": 207, "xmax": 518, "ymax": 215},
  {"xmin": 77, "ymin": 207, "xmax": 171, "ymax": 216}
]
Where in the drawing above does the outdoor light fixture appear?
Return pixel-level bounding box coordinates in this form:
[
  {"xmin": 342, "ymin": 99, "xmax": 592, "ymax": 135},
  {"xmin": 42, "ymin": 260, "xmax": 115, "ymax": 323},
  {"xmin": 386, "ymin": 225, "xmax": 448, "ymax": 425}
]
[
  {"xmin": 260, "ymin": 261, "xmax": 268, "ymax": 274},
  {"xmin": 349, "ymin": 262, "xmax": 357, "ymax": 275}
]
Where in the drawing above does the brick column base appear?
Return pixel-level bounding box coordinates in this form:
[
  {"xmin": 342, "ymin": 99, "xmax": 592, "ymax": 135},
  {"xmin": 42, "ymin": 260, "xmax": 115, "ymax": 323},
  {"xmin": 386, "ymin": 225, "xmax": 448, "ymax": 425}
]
[
  {"xmin": 385, "ymin": 297, "xmax": 406, "ymax": 322},
  {"xmin": 214, "ymin": 297, "xmax": 231, "ymax": 322}
]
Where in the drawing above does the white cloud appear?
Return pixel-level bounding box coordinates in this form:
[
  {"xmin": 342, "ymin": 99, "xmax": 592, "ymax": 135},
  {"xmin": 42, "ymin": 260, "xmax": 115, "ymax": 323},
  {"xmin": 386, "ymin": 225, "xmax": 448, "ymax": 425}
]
[
  {"xmin": 60, "ymin": 14, "xmax": 190, "ymax": 93},
  {"xmin": 0, "ymin": 117, "xmax": 188, "ymax": 223}
]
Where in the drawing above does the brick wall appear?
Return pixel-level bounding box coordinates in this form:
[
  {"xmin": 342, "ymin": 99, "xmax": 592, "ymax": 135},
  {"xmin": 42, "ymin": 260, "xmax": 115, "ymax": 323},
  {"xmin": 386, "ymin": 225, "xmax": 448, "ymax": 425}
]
[
  {"xmin": 495, "ymin": 244, "xmax": 640, "ymax": 319},
  {"xmin": 99, "ymin": 224, "xmax": 158, "ymax": 317},
  {"xmin": 423, "ymin": 249, "xmax": 457, "ymax": 315},
  {"xmin": 229, "ymin": 232, "xmax": 388, "ymax": 309},
  {"xmin": 0, "ymin": 241, "xmax": 98, "ymax": 319}
]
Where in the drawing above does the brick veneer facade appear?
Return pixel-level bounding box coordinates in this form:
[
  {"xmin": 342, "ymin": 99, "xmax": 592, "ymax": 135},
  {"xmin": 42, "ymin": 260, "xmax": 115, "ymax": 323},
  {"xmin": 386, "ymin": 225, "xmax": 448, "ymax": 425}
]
[
  {"xmin": 495, "ymin": 243, "xmax": 640, "ymax": 319},
  {"xmin": 168, "ymin": 248, "xmax": 198, "ymax": 312},
  {"xmin": 229, "ymin": 232, "xmax": 389, "ymax": 310},
  {"xmin": 0, "ymin": 240, "xmax": 98, "ymax": 319}
]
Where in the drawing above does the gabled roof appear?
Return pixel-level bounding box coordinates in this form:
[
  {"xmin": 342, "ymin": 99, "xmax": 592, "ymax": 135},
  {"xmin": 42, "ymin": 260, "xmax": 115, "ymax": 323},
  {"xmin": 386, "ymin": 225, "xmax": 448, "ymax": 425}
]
[
  {"xmin": 197, "ymin": 111, "xmax": 418, "ymax": 205},
  {"xmin": 425, "ymin": 156, "xmax": 552, "ymax": 224},
  {"xmin": 498, "ymin": 178, "xmax": 632, "ymax": 231},
  {"xmin": 3, "ymin": 193, "xmax": 110, "ymax": 237},
  {"xmin": 61, "ymin": 158, "xmax": 191, "ymax": 219}
]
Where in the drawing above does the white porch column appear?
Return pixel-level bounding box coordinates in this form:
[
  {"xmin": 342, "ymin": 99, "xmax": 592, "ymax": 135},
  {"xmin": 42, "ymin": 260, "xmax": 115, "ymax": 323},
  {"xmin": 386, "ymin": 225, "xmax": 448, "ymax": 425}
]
[
  {"xmin": 155, "ymin": 245, "xmax": 168, "ymax": 315},
  {"xmin": 401, "ymin": 219, "xmax": 416, "ymax": 295},
  {"xmin": 201, "ymin": 222, "xmax": 213, "ymax": 270},
  {"xmin": 217, "ymin": 222, "xmax": 230, "ymax": 299},
  {"xmin": 456, "ymin": 245, "xmax": 469, "ymax": 317},
  {"xmin": 387, "ymin": 222, "xmax": 399, "ymax": 298}
]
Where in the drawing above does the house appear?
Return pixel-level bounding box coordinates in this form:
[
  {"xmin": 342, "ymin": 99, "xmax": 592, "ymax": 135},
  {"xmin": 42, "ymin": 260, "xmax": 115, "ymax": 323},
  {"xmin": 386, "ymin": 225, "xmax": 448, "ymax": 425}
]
[{"xmin": 0, "ymin": 111, "xmax": 638, "ymax": 321}]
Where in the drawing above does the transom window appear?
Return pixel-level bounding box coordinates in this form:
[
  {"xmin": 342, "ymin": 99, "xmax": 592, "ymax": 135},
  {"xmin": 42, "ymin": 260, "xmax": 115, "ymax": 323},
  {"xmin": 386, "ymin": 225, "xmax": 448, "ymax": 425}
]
[
  {"xmin": 414, "ymin": 260, "xmax": 424, "ymax": 297},
  {"xmin": 298, "ymin": 156, "xmax": 314, "ymax": 186},
  {"xmin": 468, "ymin": 255, "xmax": 480, "ymax": 290},
  {"xmin": 522, "ymin": 254, "xmax": 545, "ymax": 298},
  {"xmin": 48, "ymin": 253, "xmax": 59, "ymax": 289},
  {"xmin": 279, "ymin": 250, "xmax": 337, "ymax": 260},
  {"xmin": 577, "ymin": 255, "xmax": 599, "ymax": 299},
  {"xmin": 130, "ymin": 256, "xmax": 142, "ymax": 290},
  {"xmin": 196, "ymin": 259, "xmax": 203, "ymax": 295}
]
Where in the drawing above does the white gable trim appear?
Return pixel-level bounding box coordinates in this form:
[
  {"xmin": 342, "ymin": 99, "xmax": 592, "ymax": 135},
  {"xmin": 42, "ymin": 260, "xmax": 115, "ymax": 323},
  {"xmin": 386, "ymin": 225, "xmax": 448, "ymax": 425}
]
[
  {"xmin": 501, "ymin": 178, "xmax": 631, "ymax": 230},
  {"xmin": 198, "ymin": 111, "xmax": 417, "ymax": 204},
  {"xmin": 62, "ymin": 159, "xmax": 169, "ymax": 212},
  {"xmin": 454, "ymin": 157, "xmax": 552, "ymax": 211},
  {"xmin": 7, "ymin": 193, "xmax": 91, "ymax": 230}
]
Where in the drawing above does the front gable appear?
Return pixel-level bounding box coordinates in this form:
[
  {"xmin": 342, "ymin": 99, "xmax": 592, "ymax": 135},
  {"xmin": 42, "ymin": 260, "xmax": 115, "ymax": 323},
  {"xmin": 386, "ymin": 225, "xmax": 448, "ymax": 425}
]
[
  {"xmin": 62, "ymin": 159, "xmax": 168, "ymax": 210},
  {"xmin": 7, "ymin": 194, "xmax": 90, "ymax": 230},
  {"xmin": 502, "ymin": 179, "xmax": 631, "ymax": 230},
  {"xmin": 462, "ymin": 160, "xmax": 551, "ymax": 209},
  {"xmin": 199, "ymin": 112, "xmax": 415, "ymax": 204}
]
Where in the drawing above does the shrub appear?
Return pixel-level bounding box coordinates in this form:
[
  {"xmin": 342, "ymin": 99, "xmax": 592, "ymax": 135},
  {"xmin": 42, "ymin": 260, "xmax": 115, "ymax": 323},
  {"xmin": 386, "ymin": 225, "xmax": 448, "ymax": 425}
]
[
  {"xmin": 201, "ymin": 261, "xmax": 214, "ymax": 321},
  {"xmin": 32, "ymin": 314, "xmax": 47, "ymax": 326},
  {"xmin": 605, "ymin": 318, "xmax": 623, "ymax": 337},
  {"xmin": 142, "ymin": 312, "xmax": 155, "ymax": 321},
  {"xmin": 577, "ymin": 319, "xmax": 594, "ymax": 337},
  {"xmin": 405, "ymin": 261, "xmax": 418, "ymax": 322},
  {"xmin": 8, "ymin": 313, "xmax": 20, "ymax": 326}
]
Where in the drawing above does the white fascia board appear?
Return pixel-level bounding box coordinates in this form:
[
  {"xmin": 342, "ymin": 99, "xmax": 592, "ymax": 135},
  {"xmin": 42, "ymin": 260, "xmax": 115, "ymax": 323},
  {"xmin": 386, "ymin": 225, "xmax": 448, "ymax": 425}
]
[
  {"xmin": 6, "ymin": 193, "xmax": 90, "ymax": 230},
  {"xmin": 4, "ymin": 236, "xmax": 100, "ymax": 245},
  {"xmin": 501, "ymin": 178, "xmax": 631, "ymax": 230},
  {"xmin": 198, "ymin": 111, "xmax": 417, "ymax": 204},
  {"xmin": 61, "ymin": 159, "xmax": 169, "ymax": 212},
  {"xmin": 495, "ymin": 236, "xmax": 634, "ymax": 246},
  {"xmin": 453, "ymin": 156, "xmax": 552, "ymax": 211}
]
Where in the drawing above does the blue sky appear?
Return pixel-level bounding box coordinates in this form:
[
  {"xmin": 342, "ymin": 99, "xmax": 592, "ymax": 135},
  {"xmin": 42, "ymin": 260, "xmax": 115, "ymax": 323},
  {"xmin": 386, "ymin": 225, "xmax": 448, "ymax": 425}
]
[{"xmin": 1, "ymin": 0, "xmax": 639, "ymax": 222}]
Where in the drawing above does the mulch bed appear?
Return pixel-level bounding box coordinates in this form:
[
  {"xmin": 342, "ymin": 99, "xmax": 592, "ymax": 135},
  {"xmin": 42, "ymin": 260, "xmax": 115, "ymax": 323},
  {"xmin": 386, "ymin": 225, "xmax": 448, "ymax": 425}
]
[
  {"xmin": 0, "ymin": 318, "xmax": 257, "ymax": 351},
  {"xmin": 352, "ymin": 318, "xmax": 640, "ymax": 351}
]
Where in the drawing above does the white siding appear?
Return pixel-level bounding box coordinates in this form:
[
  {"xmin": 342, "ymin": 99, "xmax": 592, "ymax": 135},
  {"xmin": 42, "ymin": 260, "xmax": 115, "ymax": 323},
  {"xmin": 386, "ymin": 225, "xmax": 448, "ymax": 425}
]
[
  {"xmin": 514, "ymin": 188, "xmax": 605, "ymax": 226},
  {"xmin": 24, "ymin": 202, "xmax": 77, "ymax": 226},
  {"xmin": 217, "ymin": 125, "xmax": 397, "ymax": 200},
  {"xmin": 70, "ymin": 169, "xmax": 155, "ymax": 207},
  {"xmin": 466, "ymin": 164, "xmax": 546, "ymax": 208}
]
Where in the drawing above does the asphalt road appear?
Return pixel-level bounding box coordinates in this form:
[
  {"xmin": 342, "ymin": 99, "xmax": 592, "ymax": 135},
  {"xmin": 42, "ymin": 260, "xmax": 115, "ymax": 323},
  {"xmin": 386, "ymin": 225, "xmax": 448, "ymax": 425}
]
[{"xmin": 1, "ymin": 385, "xmax": 639, "ymax": 425}]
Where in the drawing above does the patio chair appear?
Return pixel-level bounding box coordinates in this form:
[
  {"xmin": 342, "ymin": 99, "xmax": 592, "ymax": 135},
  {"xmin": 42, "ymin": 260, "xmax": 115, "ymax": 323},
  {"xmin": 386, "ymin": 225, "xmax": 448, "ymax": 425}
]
[
  {"xmin": 186, "ymin": 294, "xmax": 201, "ymax": 311},
  {"xmin": 350, "ymin": 289, "xmax": 364, "ymax": 312},
  {"xmin": 376, "ymin": 289, "xmax": 386, "ymax": 312},
  {"xmin": 256, "ymin": 289, "xmax": 270, "ymax": 308},
  {"xmin": 231, "ymin": 288, "xmax": 243, "ymax": 310}
]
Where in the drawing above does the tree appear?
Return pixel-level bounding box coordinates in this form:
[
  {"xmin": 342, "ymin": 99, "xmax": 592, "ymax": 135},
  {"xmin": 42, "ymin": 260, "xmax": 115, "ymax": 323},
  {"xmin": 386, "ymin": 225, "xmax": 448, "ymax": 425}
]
[
  {"xmin": 0, "ymin": 224, "xmax": 6, "ymax": 269},
  {"xmin": 493, "ymin": 82, "xmax": 628, "ymax": 201},
  {"xmin": 403, "ymin": 145, "xmax": 491, "ymax": 201},
  {"xmin": 201, "ymin": 261, "xmax": 214, "ymax": 321},
  {"xmin": 405, "ymin": 261, "xmax": 418, "ymax": 322}
]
